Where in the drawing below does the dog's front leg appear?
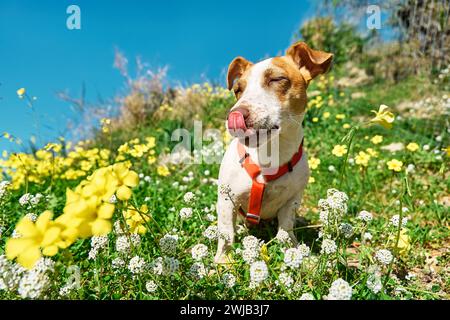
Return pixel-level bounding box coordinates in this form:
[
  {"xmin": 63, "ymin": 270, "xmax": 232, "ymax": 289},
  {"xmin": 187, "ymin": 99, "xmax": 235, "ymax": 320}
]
[
  {"xmin": 277, "ymin": 196, "xmax": 301, "ymax": 246},
  {"xmin": 214, "ymin": 194, "xmax": 236, "ymax": 264}
]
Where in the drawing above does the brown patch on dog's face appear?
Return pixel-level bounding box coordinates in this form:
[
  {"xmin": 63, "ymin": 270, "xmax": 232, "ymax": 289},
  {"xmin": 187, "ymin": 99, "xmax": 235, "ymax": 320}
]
[{"xmin": 269, "ymin": 56, "xmax": 308, "ymax": 114}]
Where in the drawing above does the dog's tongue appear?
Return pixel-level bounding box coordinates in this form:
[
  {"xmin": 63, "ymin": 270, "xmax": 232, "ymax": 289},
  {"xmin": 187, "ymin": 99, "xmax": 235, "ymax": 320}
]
[{"xmin": 227, "ymin": 111, "xmax": 247, "ymax": 134}]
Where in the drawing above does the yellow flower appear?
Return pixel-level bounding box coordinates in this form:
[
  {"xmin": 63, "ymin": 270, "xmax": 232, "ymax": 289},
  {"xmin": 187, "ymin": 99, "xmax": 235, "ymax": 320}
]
[
  {"xmin": 44, "ymin": 143, "xmax": 62, "ymax": 153},
  {"xmin": 308, "ymin": 157, "xmax": 321, "ymax": 170},
  {"xmin": 332, "ymin": 145, "xmax": 348, "ymax": 157},
  {"xmin": 355, "ymin": 151, "xmax": 371, "ymax": 167},
  {"xmin": 5, "ymin": 211, "xmax": 63, "ymax": 269},
  {"xmin": 312, "ymin": 117, "xmax": 319, "ymax": 123},
  {"xmin": 366, "ymin": 148, "xmax": 379, "ymax": 158},
  {"xmin": 342, "ymin": 123, "xmax": 351, "ymax": 129},
  {"xmin": 406, "ymin": 142, "xmax": 419, "ymax": 152},
  {"xmin": 112, "ymin": 163, "xmax": 139, "ymax": 201},
  {"xmin": 336, "ymin": 114, "xmax": 346, "ymax": 120},
  {"xmin": 390, "ymin": 228, "xmax": 411, "ymax": 256},
  {"xmin": 145, "ymin": 137, "xmax": 156, "ymax": 149},
  {"xmin": 17, "ymin": 88, "xmax": 26, "ymax": 97},
  {"xmin": 371, "ymin": 135, "xmax": 383, "ymax": 145},
  {"xmin": 323, "ymin": 112, "xmax": 331, "ymax": 119},
  {"xmin": 445, "ymin": 146, "xmax": 450, "ymax": 157},
  {"xmin": 260, "ymin": 244, "xmax": 270, "ymax": 263},
  {"xmin": 157, "ymin": 165, "xmax": 170, "ymax": 177},
  {"xmin": 370, "ymin": 104, "xmax": 395, "ymax": 129},
  {"xmin": 308, "ymin": 176, "xmax": 315, "ymax": 183},
  {"xmin": 387, "ymin": 159, "xmax": 403, "ymax": 172},
  {"xmin": 123, "ymin": 205, "xmax": 150, "ymax": 235},
  {"xmin": 148, "ymin": 156, "xmax": 156, "ymax": 165}
]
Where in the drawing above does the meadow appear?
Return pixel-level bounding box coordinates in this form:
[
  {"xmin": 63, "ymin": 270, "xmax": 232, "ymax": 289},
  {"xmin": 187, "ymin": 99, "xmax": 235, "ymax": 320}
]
[{"xmin": 0, "ymin": 54, "xmax": 449, "ymax": 300}]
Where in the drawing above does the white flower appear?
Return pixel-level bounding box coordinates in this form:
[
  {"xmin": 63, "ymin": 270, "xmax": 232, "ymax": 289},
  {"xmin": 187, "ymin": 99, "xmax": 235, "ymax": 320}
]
[
  {"xmin": 366, "ymin": 274, "xmax": 382, "ymax": 294},
  {"xmin": 390, "ymin": 215, "xmax": 408, "ymax": 227},
  {"xmin": 19, "ymin": 193, "xmax": 32, "ymax": 206},
  {"xmin": 91, "ymin": 235, "xmax": 108, "ymax": 251},
  {"xmin": 328, "ymin": 165, "xmax": 336, "ymax": 172},
  {"xmin": 0, "ymin": 255, "xmax": 26, "ymax": 291},
  {"xmin": 276, "ymin": 230, "xmax": 291, "ymax": 244},
  {"xmin": 363, "ymin": 232, "xmax": 373, "ymax": 241},
  {"xmin": 30, "ymin": 193, "xmax": 43, "ymax": 205},
  {"xmin": 299, "ymin": 293, "xmax": 315, "ymax": 300},
  {"xmin": 242, "ymin": 235, "xmax": 261, "ymax": 250},
  {"xmin": 189, "ymin": 262, "xmax": 207, "ymax": 280},
  {"xmin": 25, "ymin": 213, "xmax": 38, "ymax": 222},
  {"xmin": 0, "ymin": 181, "xmax": 10, "ymax": 200},
  {"xmin": 204, "ymin": 170, "xmax": 210, "ymax": 176},
  {"xmin": 191, "ymin": 244, "xmax": 208, "ymax": 261},
  {"xmin": 112, "ymin": 257, "xmax": 125, "ymax": 269},
  {"xmin": 358, "ymin": 210, "xmax": 373, "ymax": 222},
  {"xmin": 130, "ymin": 233, "xmax": 141, "ymax": 246},
  {"xmin": 205, "ymin": 213, "xmax": 216, "ymax": 222},
  {"xmin": 249, "ymin": 261, "xmax": 268, "ymax": 284},
  {"xmin": 159, "ymin": 234, "xmax": 179, "ymax": 255},
  {"xmin": 321, "ymin": 239, "xmax": 337, "ymax": 255},
  {"xmin": 179, "ymin": 207, "xmax": 193, "ymax": 219},
  {"xmin": 297, "ymin": 244, "xmax": 310, "ymax": 257},
  {"xmin": 375, "ymin": 249, "xmax": 393, "ymax": 265},
  {"xmin": 327, "ymin": 278, "xmax": 352, "ymax": 300},
  {"xmin": 17, "ymin": 258, "xmax": 54, "ymax": 299},
  {"xmin": 222, "ymin": 273, "xmax": 236, "ymax": 288},
  {"xmin": 109, "ymin": 195, "xmax": 117, "ymax": 204},
  {"xmin": 183, "ymin": 192, "xmax": 196, "ymax": 204},
  {"xmin": 276, "ymin": 272, "xmax": 294, "ymax": 288},
  {"xmin": 406, "ymin": 164, "xmax": 415, "ymax": 173},
  {"xmin": 115, "ymin": 236, "xmax": 131, "ymax": 254},
  {"xmin": 145, "ymin": 280, "xmax": 158, "ymax": 293},
  {"xmin": 284, "ymin": 248, "xmax": 303, "ymax": 269},
  {"xmin": 405, "ymin": 272, "xmax": 416, "ymax": 281},
  {"xmin": 203, "ymin": 225, "xmax": 218, "ymax": 240},
  {"xmin": 88, "ymin": 248, "xmax": 98, "ymax": 260},
  {"xmin": 242, "ymin": 248, "xmax": 259, "ymax": 264},
  {"xmin": 128, "ymin": 256, "xmax": 146, "ymax": 274},
  {"xmin": 339, "ymin": 223, "xmax": 354, "ymax": 238},
  {"xmin": 150, "ymin": 257, "xmax": 180, "ymax": 276},
  {"xmin": 113, "ymin": 221, "xmax": 125, "ymax": 235},
  {"xmin": 423, "ymin": 144, "xmax": 430, "ymax": 151}
]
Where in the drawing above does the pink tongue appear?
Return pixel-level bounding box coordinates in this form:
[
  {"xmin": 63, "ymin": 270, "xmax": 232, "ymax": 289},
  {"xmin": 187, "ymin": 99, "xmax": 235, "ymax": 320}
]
[{"xmin": 227, "ymin": 111, "xmax": 247, "ymax": 134}]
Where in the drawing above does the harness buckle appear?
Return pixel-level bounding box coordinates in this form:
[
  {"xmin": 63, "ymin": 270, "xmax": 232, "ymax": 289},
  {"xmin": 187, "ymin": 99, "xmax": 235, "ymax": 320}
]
[{"xmin": 245, "ymin": 213, "xmax": 261, "ymax": 223}]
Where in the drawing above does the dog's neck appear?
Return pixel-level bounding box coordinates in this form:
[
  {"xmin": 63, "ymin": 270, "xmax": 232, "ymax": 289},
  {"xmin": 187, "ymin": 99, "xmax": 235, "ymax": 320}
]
[{"xmin": 242, "ymin": 116, "xmax": 304, "ymax": 169}]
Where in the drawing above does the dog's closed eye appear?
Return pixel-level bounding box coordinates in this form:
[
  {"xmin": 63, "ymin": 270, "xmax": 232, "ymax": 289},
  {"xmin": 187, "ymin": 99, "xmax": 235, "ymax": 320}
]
[{"xmin": 268, "ymin": 76, "xmax": 289, "ymax": 85}]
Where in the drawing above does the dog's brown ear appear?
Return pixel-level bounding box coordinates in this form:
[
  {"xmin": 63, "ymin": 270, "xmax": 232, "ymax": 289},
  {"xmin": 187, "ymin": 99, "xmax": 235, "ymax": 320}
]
[
  {"xmin": 227, "ymin": 57, "xmax": 253, "ymax": 90},
  {"xmin": 286, "ymin": 41, "xmax": 333, "ymax": 83}
]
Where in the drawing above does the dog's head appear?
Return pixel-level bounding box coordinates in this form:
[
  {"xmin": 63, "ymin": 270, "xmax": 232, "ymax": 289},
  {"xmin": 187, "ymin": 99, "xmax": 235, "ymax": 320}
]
[{"xmin": 226, "ymin": 42, "xmax": 333, "ymax": 139}]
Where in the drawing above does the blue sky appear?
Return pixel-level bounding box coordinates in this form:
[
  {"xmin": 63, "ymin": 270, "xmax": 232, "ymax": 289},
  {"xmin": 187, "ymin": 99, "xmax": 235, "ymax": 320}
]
[{"xmin": 0, "ymin": 0, "xmax": 325, "ymax": 151}]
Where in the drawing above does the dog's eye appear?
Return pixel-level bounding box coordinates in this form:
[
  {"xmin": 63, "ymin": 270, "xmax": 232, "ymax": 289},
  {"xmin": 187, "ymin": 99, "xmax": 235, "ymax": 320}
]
[{"xmin": 269, "ymin": 77, "xmax": 289, "ymax": 85}]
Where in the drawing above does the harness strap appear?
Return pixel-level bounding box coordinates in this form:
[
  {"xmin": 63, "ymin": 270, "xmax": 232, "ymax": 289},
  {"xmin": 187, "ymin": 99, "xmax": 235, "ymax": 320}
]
[{"xmin": 237, "ymin": 139, "xmax": 304, "ymax": 225}]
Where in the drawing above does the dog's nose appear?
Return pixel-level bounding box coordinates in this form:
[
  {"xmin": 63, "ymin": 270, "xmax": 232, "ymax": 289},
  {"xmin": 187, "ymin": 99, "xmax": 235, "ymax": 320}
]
[{"xmin": 227, "ymin": 107, "xmax": 249, "ymax": 134}]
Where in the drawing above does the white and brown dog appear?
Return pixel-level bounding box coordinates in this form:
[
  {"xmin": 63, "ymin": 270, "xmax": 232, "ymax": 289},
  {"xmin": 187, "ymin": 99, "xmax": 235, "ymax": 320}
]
[{"xmin": 215, "ymin": 42, "xmax": 333, "ymax": 263}]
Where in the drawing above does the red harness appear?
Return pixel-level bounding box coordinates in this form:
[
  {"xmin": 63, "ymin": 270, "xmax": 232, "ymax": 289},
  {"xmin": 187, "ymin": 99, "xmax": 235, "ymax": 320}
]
[{"xmin": 237, "ymin": 139, "xmax": 304, "ymax": 224}]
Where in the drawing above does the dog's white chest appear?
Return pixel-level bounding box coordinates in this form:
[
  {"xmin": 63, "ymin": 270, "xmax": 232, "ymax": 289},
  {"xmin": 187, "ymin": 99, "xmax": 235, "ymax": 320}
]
[{"xmin": 218, "ymin": 139, "xmax": 310, "ymax": 220}]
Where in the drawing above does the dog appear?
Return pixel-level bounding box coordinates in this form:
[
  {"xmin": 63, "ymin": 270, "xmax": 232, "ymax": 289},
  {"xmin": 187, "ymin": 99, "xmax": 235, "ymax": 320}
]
[{"xmin": 214, "ymin": 41, "xmax": 333, "ymax": 263}]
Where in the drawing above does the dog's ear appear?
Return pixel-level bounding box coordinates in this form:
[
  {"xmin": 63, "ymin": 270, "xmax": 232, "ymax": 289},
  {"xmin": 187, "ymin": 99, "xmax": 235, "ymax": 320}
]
[
  {"xmin": 227, "ymin": 57, "xmax": 253, "ymax": 90},
  {"xmin": 286, "ymin": 41, "xmax": 333, "ymax": 83}
]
